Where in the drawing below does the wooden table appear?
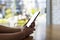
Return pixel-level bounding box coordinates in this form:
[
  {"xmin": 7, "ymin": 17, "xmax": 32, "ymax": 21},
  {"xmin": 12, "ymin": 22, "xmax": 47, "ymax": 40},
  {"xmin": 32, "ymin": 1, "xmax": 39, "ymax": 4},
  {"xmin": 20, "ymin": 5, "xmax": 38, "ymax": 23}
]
[{"xmin": 47, "ymin": 25, "xmax": 60, "ymax": 40}]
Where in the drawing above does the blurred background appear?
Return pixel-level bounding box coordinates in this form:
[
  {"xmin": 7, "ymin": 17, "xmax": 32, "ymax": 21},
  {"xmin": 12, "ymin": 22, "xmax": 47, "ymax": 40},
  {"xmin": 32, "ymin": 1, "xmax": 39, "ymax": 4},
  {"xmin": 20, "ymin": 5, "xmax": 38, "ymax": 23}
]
[
  {"xmin": 0, "ymin": 0, "xmax": 60, "ymax": 40},
  {"xmin": 0, "ymin": 0, "xmax": 46, "ymax": 40},
  {"xmin": 0, "ymin": 0, "xmax": 46, "ymax": 27}
]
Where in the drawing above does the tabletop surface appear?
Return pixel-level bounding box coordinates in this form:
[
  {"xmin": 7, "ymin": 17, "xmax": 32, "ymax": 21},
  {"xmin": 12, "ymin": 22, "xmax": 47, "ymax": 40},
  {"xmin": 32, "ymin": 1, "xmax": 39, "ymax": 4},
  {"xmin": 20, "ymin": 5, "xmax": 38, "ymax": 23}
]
[{"xmin": 47, "ymin": 25, "xmax": 60, "ymax": 40}]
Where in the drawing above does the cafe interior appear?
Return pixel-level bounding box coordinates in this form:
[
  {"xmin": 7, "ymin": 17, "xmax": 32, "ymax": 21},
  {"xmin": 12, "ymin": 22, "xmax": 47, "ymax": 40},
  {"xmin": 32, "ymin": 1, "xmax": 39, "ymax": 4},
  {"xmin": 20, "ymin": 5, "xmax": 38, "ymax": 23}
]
[{"xmin": 0, "ymin": 0, "xmax": 60, "ymax": 40}]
